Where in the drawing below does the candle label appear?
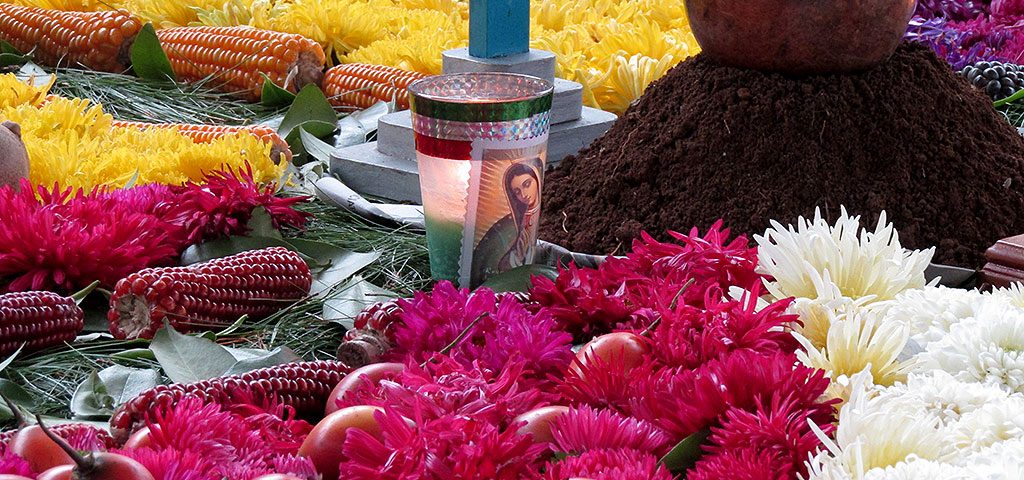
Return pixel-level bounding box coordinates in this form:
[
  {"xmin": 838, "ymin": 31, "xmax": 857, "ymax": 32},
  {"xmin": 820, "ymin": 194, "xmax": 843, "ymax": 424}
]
[{"xmin": 461, "ymin": 135, "xmax": 548, "ymax": 287}]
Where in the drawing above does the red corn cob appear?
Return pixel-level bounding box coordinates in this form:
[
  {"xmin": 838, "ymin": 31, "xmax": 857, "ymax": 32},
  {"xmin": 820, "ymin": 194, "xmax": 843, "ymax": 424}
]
[
  {"xmin": 107, "ymin": 247, "xmax": 312, "ymax": 340},
  {"xmin": 109, "ymin": 360, "xmax": 351, "ymax": 444},
  {"xmin": 110, "ymin": 120, "xmax": 293, "ymax": 163},
  {"xmin": 0, "ymin": 291, "xmax": 84, "ymax": 358},
  {"xmin": 0, "ymin": 422, "xmax": 115, "ymax": 455}
]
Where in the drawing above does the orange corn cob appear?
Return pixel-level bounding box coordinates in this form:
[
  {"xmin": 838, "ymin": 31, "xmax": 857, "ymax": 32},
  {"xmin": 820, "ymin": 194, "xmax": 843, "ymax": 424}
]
[
  {"xmin": 111, "ymin": 120, "xmax": 292, "ymax": 163},
  {"xmin": 156, "ymin": 26, "xmax": 326, "ymax": 102},
  {"xmin": 323, "ymin": 63, "xmax": 428, "ymax": 111},
  {"xmin": 0, "ymin": 5, "xmax": 141, "ymax": 72}
]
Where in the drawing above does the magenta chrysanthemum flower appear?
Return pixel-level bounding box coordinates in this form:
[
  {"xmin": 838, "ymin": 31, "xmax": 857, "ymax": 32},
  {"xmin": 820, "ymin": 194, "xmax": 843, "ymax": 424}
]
[
  {"xmin": 549, "ymin": 405, "xmax": 672, "ymax": 456},
  {"xmin": 530, "ymin": 222, "xmax": 764, "ymax": 338},
  {"xmin": 706, "ymin": 394, "xmax": 835, "ymax": 478},
  {"xmin": 0, "ymin": 450, "xmax": 34, "ymax": 477},
  {"xmin": 648, "ymin": 286, "xmax": 799, "ymax": 370},
  {"xmin": 558, "ymin": 354, "xmax": 650, "ymax": 414},
  {"xmin": 134, "ymin": 394, "xmax": 315, "ymax": 480},
  {"xmin": 629, "ymin": 351, "xmax": 835, "ymax": 441},
  {"xmin": 118, "ymin": 448, "xmax": 217, "ymax": 480},
  {"xmin": 0, "ymin": 180, "xmax": 181, "ymax": 293},
  {"xmin": 543, "ymin": 448, "xmax": 673, "ymax": 480},
  {"xmin": 687, "ymin": 448, "xmax": 789, "ymax": 480},
  {"xmin": 339, "ymin": 408, "xmax": 545, "ymax": 479},
  {"xmin": 160, "ymin": 164, "xmax": 310, "ymax": 245},
  {"xmin": 388, "ymin": 282, "xmax": 573, "ymax": 381},
  {"xmin": 338, "ymin": 357, "xmax": 552, "ymax": 428}
]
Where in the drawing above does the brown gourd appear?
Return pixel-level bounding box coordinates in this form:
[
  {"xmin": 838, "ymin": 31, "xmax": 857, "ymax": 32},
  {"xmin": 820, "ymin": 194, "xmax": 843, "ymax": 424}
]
[{"xmin": 0, "ymin": 121, "xmax": 28, "ymax": 190}]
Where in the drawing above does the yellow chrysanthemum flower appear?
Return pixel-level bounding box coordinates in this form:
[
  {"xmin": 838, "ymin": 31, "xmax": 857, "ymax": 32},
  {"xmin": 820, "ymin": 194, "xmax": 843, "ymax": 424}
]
[
  {"xmin": 0, "ymin": 74, "xmax": 53, "ymax": 109},
  {"xmin": 0, "ymin": 77, "xmax": 283, "ymax": 190},
  {"xmin": 124, "ymin": 0, "xmax": 233, "ymax": 28},
  {"xmin": 591, "ymin": 53, "xmax": 679, "ymax": 114}
]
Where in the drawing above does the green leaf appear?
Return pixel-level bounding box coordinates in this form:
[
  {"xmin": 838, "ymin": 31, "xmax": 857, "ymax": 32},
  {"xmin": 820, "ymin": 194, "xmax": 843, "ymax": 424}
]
[
  {"xmin": 0, "ymin": 380, "xmax": 34, "ymax": 421},
  {"xmin": 334, "ymin": 101, "xmax": 390, "ymax": 148},
  {"xmin": 70, "ymin": 280, "xmax": 101, "ymax": 305},
  {"xmin": 0, "ymin": 40, "xmax": 30, "ymax": 67},
  {"xmin": 111, "ymin": 348, "xmax": 157, "ymax": 361},
  {"xmin": 286, "ymin": 238, "xmax": 380, "ymax": 297},
  {"xmin": 479, "ymin": 264, "xmax": 558, "ymax": 293},
  {"xmin": 279, "ymin": 85, "xmax": 336, "ymax": 138},
  {"xmin": 658, "ymin": 428, "xmax": 710, "ymax": 473},
  {"xmin": 995, "ymin": 88, "xmax": 1024, "ymax": 108},
  {"xmin": 299, "ymin": 127, "xmax": 336, "ymax": 164},
  {"xmin": 150, "ymin": 324, "xmax": 238, "ymax": 384},
  {"xmin": 261, "ymin": 73, "xmax": 297, "ymax": 107},
  {"xmin": 122, "ymin": 169, "xmax": 141, "ymax": 190},
  {"xmin": 222, "ymin": 346, "xmax": 299, "ymax": 376},
  {"xmin": 180, "ymin": 235, "xmax": 292, "ymax": 266},
  {"xmin": 130, "ymin": 23, "xmax": 175, "ymax": 82},
  {"xmin": 246, "ymin": 206, "xmax": 284, "ymax": 240},
  {"xmin": 323, "ymin": 277, "xmax": 398, "ymax": 328},
  {"xmin": 70, "ymin": 365, "xmax": 160, "ymax": 419}
]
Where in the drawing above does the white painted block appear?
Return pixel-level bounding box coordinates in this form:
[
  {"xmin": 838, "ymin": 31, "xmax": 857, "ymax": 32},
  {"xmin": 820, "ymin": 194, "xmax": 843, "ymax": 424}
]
[{"xmin": 442, "ymin": 48, "xmax": 556, "ymax": 82}]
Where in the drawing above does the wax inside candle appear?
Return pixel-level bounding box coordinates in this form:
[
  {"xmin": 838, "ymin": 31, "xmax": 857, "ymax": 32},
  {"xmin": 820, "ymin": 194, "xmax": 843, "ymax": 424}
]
[{"xmin": 417, "ymin": 151, "xmax": 472, "ymax": 282}]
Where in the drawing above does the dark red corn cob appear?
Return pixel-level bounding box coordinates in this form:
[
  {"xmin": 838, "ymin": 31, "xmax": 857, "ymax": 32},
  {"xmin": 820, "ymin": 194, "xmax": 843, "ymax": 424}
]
[
  {"xmin": 107, "ymin": 247, "xmax": 312, "ymax": 340},
  {"xmin": 337, "ymin": 300, "xmax": 403, "ymax": 367},
  {"xmin": 351, "ymin": 299, "xmax": 403, "ymax": 335},
  {"xmin": 0, "ymin": 422, "xmax": 115, "ymax": 454},
  {"xmin": 109, "ymin": 360, "xmax": 351, "ymax": 444},
  {"xmin": 0, "ymin": 291, "xmax": 84, "ymax": 357}
]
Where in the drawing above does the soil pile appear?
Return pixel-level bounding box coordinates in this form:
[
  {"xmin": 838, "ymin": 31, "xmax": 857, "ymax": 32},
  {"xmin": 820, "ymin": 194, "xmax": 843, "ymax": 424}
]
[{"xmin": 540, "ymin": 43, "xmax": 1024, "ymax": 268}]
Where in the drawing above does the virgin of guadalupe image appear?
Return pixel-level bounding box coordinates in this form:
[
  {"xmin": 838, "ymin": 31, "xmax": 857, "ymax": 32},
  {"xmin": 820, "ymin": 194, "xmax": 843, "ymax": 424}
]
[{"xmin": 471, "ymin": 162, "xmax": 542, "ymax": 284}]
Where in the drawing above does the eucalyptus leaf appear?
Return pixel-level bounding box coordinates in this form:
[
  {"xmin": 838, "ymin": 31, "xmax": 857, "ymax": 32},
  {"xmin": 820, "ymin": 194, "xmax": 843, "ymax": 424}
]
[
  {"xmin": 279, "ymin": 85, "xmax": 336, "ymax": 138},
  {"xmin": 150, "ymin": 324, "xmax": 237, "ymax": 384},
  {"xmin": 247, "ymin": 206, "xmax": 283, "ymax": 239},
  {"xmin": 71, "ymin": 365, "xmax": 161, "ymax": 419},
  {"xmin": 299, "ymin": 127, "xmax": 336, "ymax": 164},
  {"xmin": 260, "ymin": 74, "xmax": 296, "ymax": 107},
  {"xmin": 180, "ymin": 235, "xmax": 292, "ymax": 265},
  {"xmin": 323, "ymin": 277, "xmax": 398, "ymax": 328},
  {"xmin": 286, "ymin": 238, "xmax": 380, "ymax": 297},
  {"xmin": 111, "ymin": 348, "xmax": 157, "ymax": 361},
  {"xmin": 479, "ymin": 264, "xmax": 558, "ymax": 292},
  {"xmin": 222, "ymin": 346, "xmax": 300, "ymax": 376},
  {"xmin": 334, "ymin": 101, "xmax": 390, "ymax": 148},
  {"xmin": 130, "ymin": 23, "xmax": 175, "ymax": 81},
  {"xmin": 658, "ymin": 428, "xmax": 710, "ymax": 473},
  {"xmin": 0, "ymin": 380, "xmax": 34, "ymax": 421}
]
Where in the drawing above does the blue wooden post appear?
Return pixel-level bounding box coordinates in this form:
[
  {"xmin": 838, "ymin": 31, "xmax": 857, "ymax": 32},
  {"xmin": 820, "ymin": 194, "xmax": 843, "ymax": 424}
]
[{"xmin": 468, "ymin": 0, "xmax": 530, "ymax": 59}]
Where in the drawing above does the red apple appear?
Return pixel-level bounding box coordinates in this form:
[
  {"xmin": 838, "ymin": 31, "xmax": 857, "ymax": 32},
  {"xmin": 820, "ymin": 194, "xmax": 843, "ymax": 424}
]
[{"xmin": 325, "ymin": 363, "xmax": 404, "ymax": 415}]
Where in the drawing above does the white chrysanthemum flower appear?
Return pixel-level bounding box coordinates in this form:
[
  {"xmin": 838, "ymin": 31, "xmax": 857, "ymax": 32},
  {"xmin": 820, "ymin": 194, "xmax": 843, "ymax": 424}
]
[
  {"xmin": 789, "ymin": 271, "xmax": 879, "ymax": 350},
  {"xmin": 947, "ymin": 395, "xmax": 1024, "ymax": 454},
  {"xmin": 955, "ymin": 438, "xmax": 1024, "ymax": 477},
  {"xmin": 881, "ymin": 286, "xmax": 987, "ymax": 349},
  {"xmin": 990, "ymin": 283, "xmax": 1024, "ymax": 310},
  {"xmin": 796, "ymin": 307, "xmax": 916, "ymax": 400},
  {"xmin": 920, "ymin": 302, "xmax": 1024, "ymax": 395},
  {"xmin": 756, "ymin": 207, "xmax": 934, "ymax": 302},
  {"xmin": 877, "ymin": 370, "xmax": 1011, "ymax": 428},
  {"xmin": 804, "ymin": 373, "xmax": 951, "ymax": 479},
  {"xmin": 860, "ymin": 458, "xmax": 973, "ymax": 480}
]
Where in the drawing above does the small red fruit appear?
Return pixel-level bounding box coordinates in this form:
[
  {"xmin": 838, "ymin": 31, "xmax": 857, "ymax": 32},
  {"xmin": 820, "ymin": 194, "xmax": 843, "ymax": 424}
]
[
  {"xmin": 298, "ymin": 405, "xmax": 387, "ymax": 480},
  {"xmin": 252, "ymin": 475, "xmax": 305, "ymax": 480},
  {"xmin": 34, "ymin": 415, "xmax": 155, "ymax": 480},
  {"xmin": 35, "ymin": 466, "xmax": 72, "ymax": 480},
  {"xmin": 8, "ymin": 425, "xmax": 74, "ymax": 472},
  {"xmin": 573, "ymin": 332, "xmax": 650, "ymax": 372},
  {"xmin": 0, "ymin": 475, "xmax": 35, "ymax": 480},
  {"xmin": 513, "ymin": 406, "xmax": 570, "ymax": 444},
  {"xmin": 325, "ymin": 362, "xmax": 404, "ymax": 415},
  {"xmin": 122, "ymin": 426, "xmax": 153, "ymax": 450}
]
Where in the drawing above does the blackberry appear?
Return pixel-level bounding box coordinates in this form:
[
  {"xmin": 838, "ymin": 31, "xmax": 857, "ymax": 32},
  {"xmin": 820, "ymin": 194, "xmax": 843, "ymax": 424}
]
[{"xmin": 959, "ymin": 61, "xmax": 1024, "ymax": 100}]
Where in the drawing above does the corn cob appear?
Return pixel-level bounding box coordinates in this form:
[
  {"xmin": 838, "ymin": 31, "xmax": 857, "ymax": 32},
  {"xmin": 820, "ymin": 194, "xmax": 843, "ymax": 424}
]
[
  {"xmin": 0, "ymin": 5, "xmax": 142, "ymax": 72},
  {"xmin": 156, "ymin": 26, "xmax": 326, "ymax": 102},
  {"xmin": 107, "ymin": 247, "xmax": 312, "ymax": 340},
  {"xmin": 111, "ymin": 120, "xmax": 293, "ymax": 164},
  {"xmin": 322, "ymin": 63, "xmax": 427, "ymax": 111},
  {"xmin": 109, "ymin": 360, "xmax": 351, "ymax": 444},
  {"xmin": 0, "ymin": 291, "xmax": 84, "ymax": 358}
]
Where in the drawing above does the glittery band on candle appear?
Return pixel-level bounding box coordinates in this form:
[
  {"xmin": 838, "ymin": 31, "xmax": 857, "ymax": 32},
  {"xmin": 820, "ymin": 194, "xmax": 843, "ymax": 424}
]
[
  {"xmin": 411, "ymin": 111, "xmax": 552, "ymax": 143},
  {"xmin": 409, "ymin": 73, "xmax": 554, "ymax": 123}
]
